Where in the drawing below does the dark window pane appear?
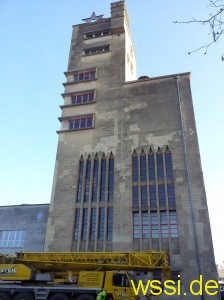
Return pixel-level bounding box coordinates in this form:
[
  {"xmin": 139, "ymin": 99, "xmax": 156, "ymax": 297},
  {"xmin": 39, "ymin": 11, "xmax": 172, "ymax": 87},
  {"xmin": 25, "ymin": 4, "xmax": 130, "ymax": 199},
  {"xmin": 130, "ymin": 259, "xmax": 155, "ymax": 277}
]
[
  {"xmin": 90, "ymin": 71, "xmax": 96, "ymax": 79},
  {"xmin": 89, "ymin": 93, "xmax": 94, "ymax": 101},
  {"xmin": 100, "ymin": 159, "xmax": 107, "ymax": 202},
  {"xmin": 107, "ymin": 208, "xmax": 113, "ymax": 240},
  {"xmin": 133, "ymin": 212, "xmax": 140, "ymax": 238},
  {"xmin": 141, "ymin": 186, "xmax": 148, "ymax": 207},
  {"xmin": 74, "ymin": 119, "xmax": 80, "ymax": 129},
  {"xmin": 157, "ymin": 153, "xmax": 164, "ymax": 180},
  {"xmin": 148, "ymin": 154, "xmax": 155, "ymax": 181},
  {"xmin": 77, "ymin": 95, "xmax": 82, "ymax": 103},
  {"xmin": 80, "ymin": 119, "xmax": 86, "ymax": 128},
  {"xmin": 81, "ymin": 208, "xmax": 88, "ymax": 240},
  {"xmin": 87, "ymin": 117, "xmax": 93, "ymax": 128},
  {"xmin": 98, "ymin": 208, "xmax": 105, "ymax": 239},
  {"xmin": 158, "ymin": 184, "xmax": 166, "ymax": 206},
  {"xmin": 167, "ymin": 184, "xmax": 176, "ymax": 206},
  {"xmin": 74, "ymin": 74, "xmax": 79, "ymax": 82},
  {"xmin": 92, "ymin": 159, "xmax": 99, "ymax": 202},
  {"xmin": 133, "ymin": 186, "xmax": 139, "ymax": 207},
  {"xmin": 90, "ymin": 208, "xmax": 96, "ymax": 240},
  {"xmin": 149, "ymin": 185, "xmax": 157, "ymax": 207},
  {"xmin": 165, "ymin": 152, "xmax": 173, "ymax": 180},
  {"xmin": 132, "ymin": 155, "xmax": 138, "ymax": 182},
  {"xmin": 71, "ymin": 96, "xmax": 77, "ymax": 104},
  {"xmin": 74, "ymin": 209, "xmax": 80, "ymax": 240},
  {"xmin": 77, "ymin": 160, "xmax": 84, "ymax": 203},
  {"xmin": 140, "ymin": 154, "xmax": 147, "ymax": 181},
  {"xmin": 79, "ymin": 73, "xmax": 84, "ymax": 81},
  {"xmin": 69, "ymin": 120, "xmax": 74, "ymax": 130},
  {"xmin": 108, "ymin": 157, "xmax": 114, "ymax": 202},
  {"xmin": 83, "ymin": 94, "xmax": 88, "ymax": 102}
]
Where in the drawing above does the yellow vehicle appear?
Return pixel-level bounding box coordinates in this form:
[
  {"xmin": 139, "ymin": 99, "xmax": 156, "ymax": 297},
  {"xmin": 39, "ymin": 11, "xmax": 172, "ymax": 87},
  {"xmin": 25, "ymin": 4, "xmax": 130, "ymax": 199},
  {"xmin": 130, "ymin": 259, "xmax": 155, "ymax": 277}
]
[{"xmin": 0, "ymin": 250, "xmax": 170, "ymax": 300}]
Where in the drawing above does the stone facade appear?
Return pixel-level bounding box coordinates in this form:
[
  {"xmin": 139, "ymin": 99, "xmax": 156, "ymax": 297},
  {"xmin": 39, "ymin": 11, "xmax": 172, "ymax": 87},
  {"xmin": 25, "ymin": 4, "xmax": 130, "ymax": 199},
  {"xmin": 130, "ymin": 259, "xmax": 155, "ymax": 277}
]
[
  {"xmin": 44, "ymin": 1, "xmax": 218, "ymax": 299},
  {"xmin": 0, "ymin": 204, "xmax": 49, "ymax": 254}
]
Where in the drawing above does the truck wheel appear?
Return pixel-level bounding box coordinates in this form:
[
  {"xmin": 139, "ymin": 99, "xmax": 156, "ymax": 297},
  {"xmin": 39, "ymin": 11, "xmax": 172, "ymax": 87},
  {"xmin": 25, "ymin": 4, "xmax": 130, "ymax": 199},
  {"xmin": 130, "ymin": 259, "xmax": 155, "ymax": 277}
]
[
  {"xmin": 76, "ymin": 294, "xmax": 95, "ymax": 300},
  {"xmin": 0, "ymin": 292, "xmax": 11, "ymax": 300},
  {"xmin": 49, "ymin": 294, "xmax": 69, "ymax": 300},
  {"xmin": 13, "ymin": 293, "xmax": 34, "ymax": 300}
]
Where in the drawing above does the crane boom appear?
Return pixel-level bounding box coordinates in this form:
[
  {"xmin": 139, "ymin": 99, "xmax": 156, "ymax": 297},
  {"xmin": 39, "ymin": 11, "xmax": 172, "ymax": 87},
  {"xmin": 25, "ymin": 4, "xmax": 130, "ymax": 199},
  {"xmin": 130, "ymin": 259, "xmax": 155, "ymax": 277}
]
[{"xmin": 3, "ymin": 250, "xmax": 170, "ymax": 277}]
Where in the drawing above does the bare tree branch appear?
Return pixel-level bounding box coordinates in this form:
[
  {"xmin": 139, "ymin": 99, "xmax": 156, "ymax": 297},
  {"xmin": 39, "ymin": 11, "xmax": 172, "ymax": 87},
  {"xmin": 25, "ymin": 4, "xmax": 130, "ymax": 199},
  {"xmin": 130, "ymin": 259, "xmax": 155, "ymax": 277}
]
[{"xmin": 174, "ymin": 0, "xmax": 224, "ymax": 60}]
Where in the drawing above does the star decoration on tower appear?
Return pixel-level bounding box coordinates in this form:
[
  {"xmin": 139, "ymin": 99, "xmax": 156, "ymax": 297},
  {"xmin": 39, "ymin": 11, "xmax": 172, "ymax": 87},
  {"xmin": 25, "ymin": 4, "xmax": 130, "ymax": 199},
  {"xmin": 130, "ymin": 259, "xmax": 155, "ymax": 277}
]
[{"xmin": 82, "ymin": 12, "xmax": 105, "ymax": 23}]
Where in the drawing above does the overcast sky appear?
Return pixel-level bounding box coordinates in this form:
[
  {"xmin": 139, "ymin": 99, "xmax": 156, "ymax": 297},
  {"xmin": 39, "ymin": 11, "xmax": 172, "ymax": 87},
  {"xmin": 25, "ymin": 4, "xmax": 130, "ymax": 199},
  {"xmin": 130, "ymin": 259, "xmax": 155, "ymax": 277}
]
[{"xmin": 0, "ymin": 0, "xmax": 223, "ymax": 264}]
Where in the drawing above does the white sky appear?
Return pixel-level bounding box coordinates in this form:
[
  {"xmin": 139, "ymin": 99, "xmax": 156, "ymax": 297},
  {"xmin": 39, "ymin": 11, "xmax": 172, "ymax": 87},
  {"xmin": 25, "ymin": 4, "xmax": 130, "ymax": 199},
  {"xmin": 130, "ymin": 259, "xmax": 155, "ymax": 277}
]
[{"xmin": 0, "ymin": 0, "xmax": 223, "ymax": 264}]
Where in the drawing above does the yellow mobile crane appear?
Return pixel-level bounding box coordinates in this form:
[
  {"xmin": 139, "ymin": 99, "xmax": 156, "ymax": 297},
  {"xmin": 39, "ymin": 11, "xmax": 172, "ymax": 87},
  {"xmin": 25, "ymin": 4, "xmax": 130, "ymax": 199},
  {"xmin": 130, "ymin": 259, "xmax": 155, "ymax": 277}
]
[{"xmin": 0, "ymin": 250, "xmax": 170, "ymax": 300}]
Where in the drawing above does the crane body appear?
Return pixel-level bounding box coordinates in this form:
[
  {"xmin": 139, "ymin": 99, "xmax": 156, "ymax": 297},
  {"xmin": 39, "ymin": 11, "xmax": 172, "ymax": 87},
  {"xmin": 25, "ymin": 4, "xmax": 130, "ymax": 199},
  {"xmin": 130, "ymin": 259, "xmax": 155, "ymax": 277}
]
[{"xmin": 0, "ymin": 250, "xmax": 170, "ymax": 300}]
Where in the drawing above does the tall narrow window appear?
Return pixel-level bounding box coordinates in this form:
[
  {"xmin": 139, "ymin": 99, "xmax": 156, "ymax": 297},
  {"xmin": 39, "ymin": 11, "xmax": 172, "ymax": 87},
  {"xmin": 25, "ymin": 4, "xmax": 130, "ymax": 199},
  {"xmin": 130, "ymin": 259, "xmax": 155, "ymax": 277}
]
[
  {"xmin": 141, "ymin": 186, "xmax": 148, "ymax": 207},
  {"xmin": 151, "ymin": 212, "xmax": 159, "ymax": 238},
  {"xmin": 84, "ymin": 157, "xmax": 91, "ymax": 202},
  {"xmin": 74, "ymin": 209, "xmax": 80, "ymax": 240},
  {"xmin": 77, "ymin": 158, "xmax": 84, "ymax": 203},
  {"xmin": 149, "ymin": 185, "xmax": 157, "ymax": 207},
  {"xmin": 107, "ymin": 208, "xmax": 113, "ymax": 240},
  {"xmin": 170, "ymin": 211, "xmax": 178, "ymax": 237},
  {"xmin": 133, "ymin": 186, "xmax": 139, "ymax": 207},
  {"xmin": 90, "ymin": 208, "xmax": 96, "ymax": 240},
  {"xmin": 140, "ymin": 150, "xmax": 147, "ymax": 181},
  {"xmin": 158, "ymin": 184, "xmax": 166, "ymax": 206},
  {"xmin": 156, "ymin": 148, "xmax": 164, "ymax": 180},
  {"xmin": 142, "ymin": 212, "xmax": 150, "ymax": 238},
  {"xmin": 98, "ymin": 208, "xmax": 105, "ymax": 240},
  {"xmin": 167, "ymin": 184, "xmax": 176, "ymax": 206},
  {"xmin": 100, "ymin": 156, "xmax": 107, "ymax": 202},
  {"xmin": 165, "ymin": 147, "xmax": 173, "ymax": 180},
  {"xmin": 148, "ymin": 149, "xmax": 155, "ymax": 181},
  {"xmin": 92, "ymin": 157, "xmax": 99, "ymax": 202},
  {"xmin": 81, "ymin": 208, "xmax": 88, "ymax": 240},
  {"xmin": 160, "ymin": 211, "xmax": 168, "ymax": 237},
  {"xmin": 132, "ymin": 151, "xmax": 138, "ymax": 182},
  {"xmin": 108, "ymin": 154, "xmax": 114, "ymax": 202},
  {"xmin": 133, "ymin": 212, "xmax": 140, "ymax": 238}
]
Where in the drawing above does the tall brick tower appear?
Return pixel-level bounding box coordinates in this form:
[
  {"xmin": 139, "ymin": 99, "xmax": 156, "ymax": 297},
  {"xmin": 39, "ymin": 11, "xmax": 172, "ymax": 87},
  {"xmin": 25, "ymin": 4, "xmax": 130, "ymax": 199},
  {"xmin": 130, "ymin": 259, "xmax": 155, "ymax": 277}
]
[{"xmin": 45, "ymin": 1, "xmax": 218, "ymax": 298}]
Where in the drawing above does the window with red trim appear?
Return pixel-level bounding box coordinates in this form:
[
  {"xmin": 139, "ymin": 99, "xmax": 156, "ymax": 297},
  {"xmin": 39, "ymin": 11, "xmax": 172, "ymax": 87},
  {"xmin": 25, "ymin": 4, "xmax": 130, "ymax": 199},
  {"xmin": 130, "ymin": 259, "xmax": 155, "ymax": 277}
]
[{"xmin": 68, "ymin": 116, "xmax": 93, "ymax": 130}]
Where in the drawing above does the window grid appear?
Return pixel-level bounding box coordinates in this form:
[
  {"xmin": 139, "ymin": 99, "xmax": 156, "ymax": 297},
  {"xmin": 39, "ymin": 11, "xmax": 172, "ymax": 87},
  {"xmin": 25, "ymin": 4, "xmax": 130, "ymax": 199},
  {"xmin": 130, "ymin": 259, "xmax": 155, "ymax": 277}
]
[
  {"xmin": 73, "ymin": 70, "xmax": 96, "ymax": 82},
  {"xmin": 84, "ymin": 45, "xmax": 110, "ymax": 55},
  {"xmin": 90, "ymin": 208, "xmax": 96, "ymax": 240},
  {"xmin": 71, "ymin": 92, "xmax": 94, "ymax": 105},
  {"xmin": 100, "ymin": 158, "xmax": 107, "ymax": 202},
  {"xmin": 92, "ymin": 159, "xmax": 99, "ymax": 202},
  {"xmin": 98, "ymin": 208, "xmax": 105, "ymax": 240},
  {"xmin": 74, "ymin": 209, "xmax": 80, "ymax": 240},
  {"xmin": 77, "ymin": 160, "xmax": 84, "ymax": 203},
  {"xmin": 0, "ymin": 230, "xmax": 25, "ymax": 248},
  {"xmin": 133, "ymin": 212, "xmax": 140, "ymax": 238},
  {"xmin": 107, "ymin": 208, "xmax": 113, "ymax": 240},
  {"xmin": 84, "ymin": 159, "xmax": 91, "ymax": 202},
  {"xmin": 69, "ymin": 116, "xmax": 93, "ymax": 130},
  {"xmin": 81, "ymin": 208, "xmax": 88, "ymax": 240},
  {"xmin": 108, "ymin": 156, "xmax": 114, "ymax": 202},
  {"xmin": 75, "ymin": 154, "xmax": 114, "ymax": 243},
  {"xmin": 132, "ymin": 147, "xmax": 178, "ymax": 242}
]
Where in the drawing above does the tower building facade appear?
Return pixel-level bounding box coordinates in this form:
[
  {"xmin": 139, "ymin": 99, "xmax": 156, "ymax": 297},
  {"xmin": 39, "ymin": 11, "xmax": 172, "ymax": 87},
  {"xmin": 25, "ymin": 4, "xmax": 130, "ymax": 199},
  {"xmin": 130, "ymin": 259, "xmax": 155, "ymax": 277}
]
[{"xmin": 45, "ymin": 1, "xmax": 217, "ymax": 298}]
